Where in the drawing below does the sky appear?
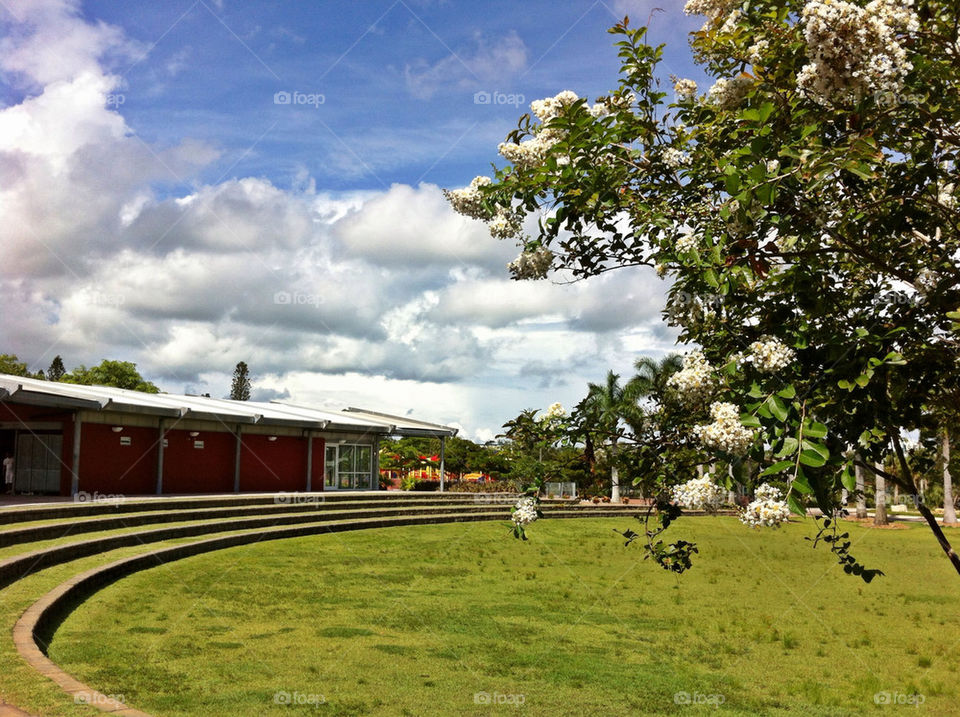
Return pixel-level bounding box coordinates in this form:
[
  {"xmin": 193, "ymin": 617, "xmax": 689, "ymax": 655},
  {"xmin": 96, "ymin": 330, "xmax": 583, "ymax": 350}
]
[{"xmin": 0, "ymin": 0, "xmax": 709, "ymax": 442}]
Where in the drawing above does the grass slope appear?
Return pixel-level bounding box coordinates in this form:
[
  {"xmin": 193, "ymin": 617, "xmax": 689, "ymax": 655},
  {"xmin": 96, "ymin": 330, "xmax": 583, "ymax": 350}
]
[{"xmin": 48, "ymin": 517, "xmax": 959, "ymax": 716}]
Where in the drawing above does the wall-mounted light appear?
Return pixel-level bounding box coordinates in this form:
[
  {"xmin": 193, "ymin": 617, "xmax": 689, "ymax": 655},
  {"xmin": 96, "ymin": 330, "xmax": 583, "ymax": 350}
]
[
  {"xmin": 189, "ymin": 431, "xmax": 200, "ymax": 438},
  {"xmin": 111, "ymin": 426, "xmax": 124, "ymax": 433},
  {"xmin": 338, "ymin": 438, "xmax": 347, "ymax": 444},
  {"xmin": 267, "ymin": 436, "xmax": 278, "ymax": 442}
]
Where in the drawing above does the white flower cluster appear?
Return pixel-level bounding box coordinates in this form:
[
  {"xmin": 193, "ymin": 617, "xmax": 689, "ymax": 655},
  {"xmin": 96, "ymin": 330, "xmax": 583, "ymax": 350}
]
[
  {"xmin": 498, "ymin": 91, "xmax": 585, "ymax": 169},
  {"xmin": 915, "ymin": 268, "xmax": 939, "ymax": 296},
  {"xmin": 797, "ymin": 0, "xmax": 919, "ymax": 106},
  {"xmin": 707, "ymin": 75, "xmax": 754, "ymax": 109},
  {"xmin": 746, "ymin": 337, "xmax": 795, "ymax": 374},
  {"xmin": 667, "ymin": 350, "xmax": 715, "ymax": 404},
  {"xmin": 692, "ymin": 402, "xmax": 755, "ymax": 456},
  {"xmin": 675, "ymin": 226, "xmax": 699, "ymax": 252},
  {"xmin": 444, "ymin": 175, "xmax": 492, "ymax": 220},
  {"xmin": 672, "ymin": 476, "xmax": 726, "ymax": 511},
  {"xmin": 512, "ymin": 496, "xmax": 539, "ymax": 526},
  {"xmin": 747, "ymin": 39, "xmax": 770, "ymax": 65},
  {"xmin": 683, "ymin": 0, "xmax": 737, "ymax": 21},
  {"xmin": 674, "ymin": 78, "xmax": 698, "ymax": 102},
  {"xmin": 544, "ymin": 402, "xmax": 566, "ymax": 420},
  {"xmin": 488, "ymin": 208, "xmax": 523, "ymax": 239},
  {"xmin": 508, "ymin": 246, "xmax": 553, "ymax": 280},
  {"xmin": 663, "ymin": 147, "xmax": 692, "ymax": 169},
  {"xmin": 938, "ymin": 182, "xmax": 957, "ymax": 210},
  {"xmin": 741, "ymin": 483, "xmax": 792, "ymax": 528}
]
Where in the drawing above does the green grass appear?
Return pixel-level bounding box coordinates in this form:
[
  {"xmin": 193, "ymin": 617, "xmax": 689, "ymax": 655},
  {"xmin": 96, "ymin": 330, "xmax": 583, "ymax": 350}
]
[{"xmin": 41, "ymin": 517, "xmax": 960, "ymax": 716}]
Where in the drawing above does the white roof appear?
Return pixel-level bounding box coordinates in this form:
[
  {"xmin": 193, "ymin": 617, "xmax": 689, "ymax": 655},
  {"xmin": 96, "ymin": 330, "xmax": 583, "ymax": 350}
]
[{"xmin": 0, "ymin": 374, "xmax": 456, "ymax": 437}]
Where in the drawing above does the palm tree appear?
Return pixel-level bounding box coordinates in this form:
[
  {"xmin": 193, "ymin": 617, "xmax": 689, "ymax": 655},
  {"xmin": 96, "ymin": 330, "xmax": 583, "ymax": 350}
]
[
  {"xmin": 580, "ymin": 371, "xmax": 643, "ymax": 503},
  {"xmin": 874, "ymin": 460, "xmax": 888, "ymax": 526},
  {"xmin": 630, "ymin": 354, "xmax": 683, "ymax": 402}
]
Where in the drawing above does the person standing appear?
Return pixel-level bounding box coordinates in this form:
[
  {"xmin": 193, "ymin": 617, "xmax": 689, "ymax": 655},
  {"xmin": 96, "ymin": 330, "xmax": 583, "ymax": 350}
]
[{"xmin": 3, "ymin": 452, "xmax": 14, "ymax": 494}]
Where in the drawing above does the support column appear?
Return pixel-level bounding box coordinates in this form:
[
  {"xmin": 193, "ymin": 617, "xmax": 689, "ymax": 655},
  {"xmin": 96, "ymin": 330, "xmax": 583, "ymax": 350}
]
[
  {"xmin": 70, "ymin": 413, "xmax": 82, "ymax": 497},
  {"xmin": 305, "ymin": 431, "xmax": 313, "ymax": 492},
  {"xmin": 156, "ymin": 418, "xmax": 165, "ymax": 495},
  {"xmin": 372, "ymin": 436, "xmax": 380, "ymax": 491},
  {"xmin": 233, "ymin": 425, "xmax": 242, "ymax": 493},
  {"xmin": 439, "ymin": 436, "xmax": 446, "ymax": 493}
]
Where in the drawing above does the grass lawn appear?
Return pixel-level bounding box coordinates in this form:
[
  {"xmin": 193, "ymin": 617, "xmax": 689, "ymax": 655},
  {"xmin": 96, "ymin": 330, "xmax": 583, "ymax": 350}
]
[{"xmin": 47, "ymin": 516, "xmax": 959, "ymax": 716}]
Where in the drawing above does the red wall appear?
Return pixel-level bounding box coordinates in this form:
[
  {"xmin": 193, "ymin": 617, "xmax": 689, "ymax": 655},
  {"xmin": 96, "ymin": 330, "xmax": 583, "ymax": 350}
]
[
  {"xmin": 78, "ymin": 423, "xmax": 158, "ymax": 495},
  {"xmin": 162, "ymin": 428, "xmax": 235, "ymax": 493},
  {"xmin": 239, "ymin": 434, "xmax": 308, "ymax": 492},
  {"xmin": 311, "ymin": 437, "xmax": 325, "ymax": 491}
]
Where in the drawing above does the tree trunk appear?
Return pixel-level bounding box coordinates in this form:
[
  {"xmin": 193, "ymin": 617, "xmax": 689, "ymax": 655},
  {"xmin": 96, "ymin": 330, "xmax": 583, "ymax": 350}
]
[
  {"xmin": 855, "ymin": 459, "xmax": 867, "ymax": 518},
  {"xmin": 944, "ymin": 426, "xmax": 957, "ymax": 526},
  {"xmin": 610, "ymin": 441, "xmax": 620, "ymax": 503},
  {"xmin": 874, "ymin": 461, "xmax": 888, "ymax": 526}
]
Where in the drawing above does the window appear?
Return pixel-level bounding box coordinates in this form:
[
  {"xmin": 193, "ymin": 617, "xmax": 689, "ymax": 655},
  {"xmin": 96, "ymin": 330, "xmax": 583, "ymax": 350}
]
[{"xmin": 326, "ymin": 444, "xmax": 372, "ymax": 489}]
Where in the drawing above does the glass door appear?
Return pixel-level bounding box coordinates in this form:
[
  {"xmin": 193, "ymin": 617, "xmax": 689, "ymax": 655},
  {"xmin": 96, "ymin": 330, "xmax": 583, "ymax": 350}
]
[{"xmin": 324, "ymin": 445, "xmax": 338, "ymax": 489}]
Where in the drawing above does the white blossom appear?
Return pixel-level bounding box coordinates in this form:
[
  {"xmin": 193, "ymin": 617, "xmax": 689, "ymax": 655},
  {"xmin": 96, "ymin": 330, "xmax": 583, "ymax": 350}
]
[
  {"xmin": 672, "ymin": 476, "xmax": 726, "ymax": 511},
  {"xmin": 707, "ymin": 75, "xmax": 754, "ymax": 109},
  {"xmin": 667, "ymin": 349, "xmax": 715, "ymax": 404},
  {"xmin": 684, "ymin": 0, "xmax": 738, "ymax": 22},
  {"xmin": 692, "ymin": 401, "xmax": 755, "ymax": 455},
  {"xmin": 747, "ymin": 39, "xmax": 770, "ymax": 65},
  {"xmin": 512, "ymin": 496, "xmax": 539, "ymax": 526},
  {"xmin": 544, "ymin": 402, "xmax": 566, "ymax": 420},
  {"xmin": 444, "ymin": 175, "xmax": 492, "ymax": 220},
  {"xmin": 487, "ymin": 208, "xmax": 523, "ymax": 239},
  {"xmin": 746, "ymin": 337, "xmax": 795, "ymax": 374},
  {"xmin": 674, "ymin": 78, "xmax": 698, "ymax": 102},
  {"xmin": 675, "ymin": 226, "xmax": 699, "ymax": 253},
  {"xmin": 663, "ymin": 147, "xmax": 692, "ymax": 169},
  {"xmin": 508, "ymin": 246, "xmax": 553, "ymax": 280},
  {"xmin": 797, "ymin": 0, "xmax": 919, "ymax": 106},
  {"xmin": 741, "ymin": 483, "xmax": 791, "ymax": 528},
  {"xmin": 915, "ymin": 268, "xmax": 939, "ymax": 296}
]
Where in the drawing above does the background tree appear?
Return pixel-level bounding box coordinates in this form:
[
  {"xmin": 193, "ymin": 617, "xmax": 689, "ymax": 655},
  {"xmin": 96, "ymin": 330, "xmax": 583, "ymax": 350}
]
[
  {"xmin": 230, "ymin": 362, "xmax": 251, "ymax": 401},
  {"xmin": 447, "ymin": 4, "xmax": 960, "ymax": 576},
  {"xmin": 0, "ymin": 354, "xmax": 33, "ymax": 377},
  {"xmin": 63, "ymin": 360, "xmax": 159, "ymax": 393},
  {"xmin": 47, "ymin": 356, "xmax": 65, "ymax": 381}
]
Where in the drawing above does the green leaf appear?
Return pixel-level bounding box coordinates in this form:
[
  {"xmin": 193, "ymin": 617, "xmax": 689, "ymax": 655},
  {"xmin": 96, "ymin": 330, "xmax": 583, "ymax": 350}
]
[
  {"xmin": 805, "ymin": 421, "xmax": 828, "ymax": 439},
  {"xmin": 767, "ymin": 394, "xmax": 788, "ymax": 422},
  {"xmin": 776, "ymin": 384, "xmax": 796, "ymax": 399},
  {"xmin": 760, "ymin": 460, "xmax": 794, "ymax": 477},
  {"xmin": 798, "ymin": 449, "xmax": 827, "ymax": 468},
  {"xmin": 840, "ymin": 464, "xmax": 857, "ymax": 492},
  {"xmin": 787, "ymin": 491, "xmax": 806, "ymax": 516},
  {"xmin": 740, "ymin": 413, "xmax": 762, "ymax": 428},
  {"xmin": 792, "ymin": 472, "xmax": 813, "ymax": 494},
  {"xmin": 776, "ymin": 436, "xmax": 799, "ymax": 457}
]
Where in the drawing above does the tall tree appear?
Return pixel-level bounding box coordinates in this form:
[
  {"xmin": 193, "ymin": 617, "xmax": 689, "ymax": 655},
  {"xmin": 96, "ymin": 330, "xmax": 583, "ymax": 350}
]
[
  {"xmin": 874, "ymin": 462, "xmax": 888, "ymax": 527},
  {"xmin": 448, "ymin": 6, "xmax": 960, "ymax": 576},
  {"xmin": 230, "ymin": 362, "xmax": 251, "ymax": 401},
  {"xmin": 944, "ymin": 427, "xmax": 957, "ymax": 526},
  {"xmin": 578, "ymin": 371, "xmax": 643, "ymax": 503},
  {"xmin": 0, "ymin": 354, "xmax": 32, "ymax": 377},
  {"xmin": 47, "ymin": 356, "xmax": 65, "ymax": 381},
  {"xmin": 63, "ymin": 360, "xmax": 159, "ymax": 393}
]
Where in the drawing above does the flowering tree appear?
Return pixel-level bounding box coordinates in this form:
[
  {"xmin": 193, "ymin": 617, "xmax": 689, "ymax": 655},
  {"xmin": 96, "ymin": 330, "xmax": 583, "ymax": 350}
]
[{"xmin": 446, "ymin": 0, "xmax": 960, "ymax": 578}]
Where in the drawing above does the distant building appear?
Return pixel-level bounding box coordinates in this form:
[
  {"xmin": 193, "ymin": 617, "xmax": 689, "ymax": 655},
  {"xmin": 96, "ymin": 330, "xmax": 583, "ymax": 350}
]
[{"xmin": 0, "ymin": 374, "xmax": 455, "ymax": 496}]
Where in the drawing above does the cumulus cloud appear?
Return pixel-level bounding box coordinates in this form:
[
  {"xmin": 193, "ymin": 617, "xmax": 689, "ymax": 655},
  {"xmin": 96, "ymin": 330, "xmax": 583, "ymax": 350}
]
[{"xmin": 0, "ymin": 1, "xmax": 675, "ymax": 440}]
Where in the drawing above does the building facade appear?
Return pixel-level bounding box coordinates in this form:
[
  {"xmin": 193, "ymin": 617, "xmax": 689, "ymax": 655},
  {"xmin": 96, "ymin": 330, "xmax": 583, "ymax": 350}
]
[{"xmin": 0, "ymin": 375, "xmax": 455, "ymax": 497}]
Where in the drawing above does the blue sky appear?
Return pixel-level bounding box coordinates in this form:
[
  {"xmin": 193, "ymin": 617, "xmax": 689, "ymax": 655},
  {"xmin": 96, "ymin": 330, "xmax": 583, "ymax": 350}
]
[{"xmin": 0, "ymin": 0, "xmax": 708, "ymax": 440}]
